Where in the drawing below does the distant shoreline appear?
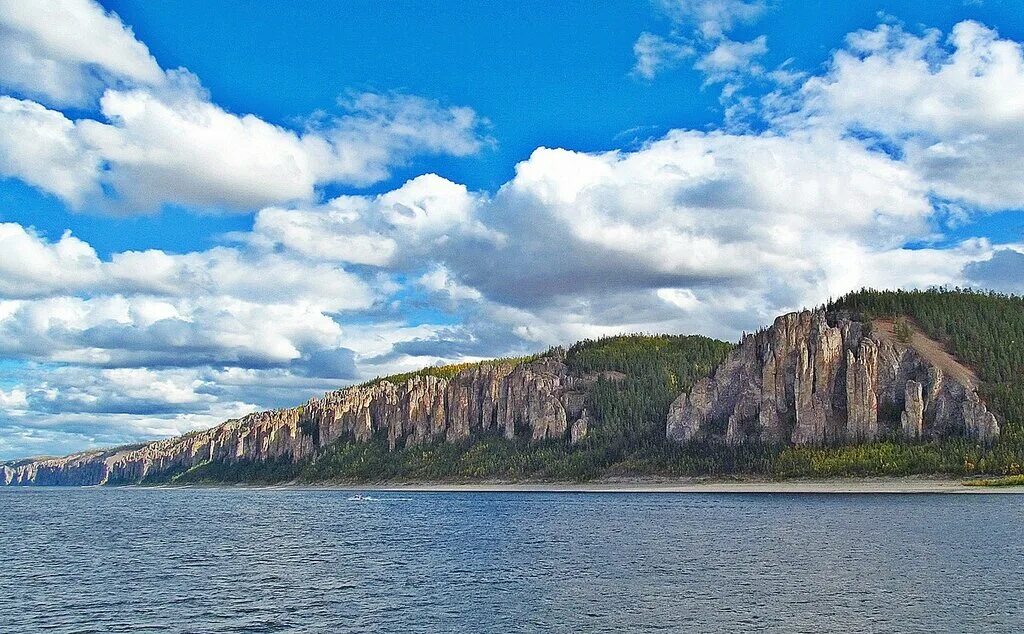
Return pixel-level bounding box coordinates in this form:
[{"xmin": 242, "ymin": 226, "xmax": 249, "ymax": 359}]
[
  {"xmin": 117, "ymin": 476, "xmax": 1024, "ymax": 494},
  {"xmin": 309, "ymin": 478, "xmax": 1024, "ymax": 494}
]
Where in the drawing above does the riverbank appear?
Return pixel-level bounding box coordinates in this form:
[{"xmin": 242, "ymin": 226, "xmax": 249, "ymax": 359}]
[
  {"xmin": 9, "ymin": 475, "xmax": 1022, "ymax": 493},
  {"xmin": 251, "ymin": 475, "xmax": 1024, "ymax": 494}
]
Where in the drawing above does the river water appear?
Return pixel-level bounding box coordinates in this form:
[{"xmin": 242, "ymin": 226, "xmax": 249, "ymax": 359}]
[{"xmin": 1, "ymin": 488, "xmax": 1020, "ymax": 632}]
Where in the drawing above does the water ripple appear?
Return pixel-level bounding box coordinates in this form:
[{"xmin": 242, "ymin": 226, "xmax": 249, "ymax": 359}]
[{"xmin": 0, "ymin": 489, "xmax": 1022, "ymax": 632}]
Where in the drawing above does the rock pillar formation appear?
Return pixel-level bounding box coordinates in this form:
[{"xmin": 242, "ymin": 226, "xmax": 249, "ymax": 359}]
[
  {"xmin": 3, "ymin": 354, "xmax": 599, "ymax": 486},
  {"xmin": 667, "ymin": 309, "xmax": 999, "ymax": 446}
]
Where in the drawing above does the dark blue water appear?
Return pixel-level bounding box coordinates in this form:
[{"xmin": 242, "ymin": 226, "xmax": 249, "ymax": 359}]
[{"xmin": 1, "ymin": 488, "xmax": 1021, "ymax": 633}]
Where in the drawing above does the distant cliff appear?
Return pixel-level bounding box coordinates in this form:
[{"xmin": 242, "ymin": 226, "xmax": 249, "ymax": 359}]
[
  {"xmin": 2, "ymin": 353, "xmax": 599, "ymax": 486},
  {"xmin": 667, "ymin": 309, "xmax": 999, "ymax": 446}
]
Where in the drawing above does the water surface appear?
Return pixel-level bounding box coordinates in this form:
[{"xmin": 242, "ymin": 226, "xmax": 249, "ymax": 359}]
[{"xmin": 1, "ymin": 488, "xmax": 1020, "ymax": 632}]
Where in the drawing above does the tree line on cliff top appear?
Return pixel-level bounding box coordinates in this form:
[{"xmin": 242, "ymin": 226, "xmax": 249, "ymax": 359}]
[{"xmin": 164, "ymin": 288, "xmax": 1024, "ymax": 483}]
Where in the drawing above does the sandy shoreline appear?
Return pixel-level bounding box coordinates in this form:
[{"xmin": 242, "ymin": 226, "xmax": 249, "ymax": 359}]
[{"xmin": 232, "ymin": 476, "xmax": 1024, "ymax": 494}]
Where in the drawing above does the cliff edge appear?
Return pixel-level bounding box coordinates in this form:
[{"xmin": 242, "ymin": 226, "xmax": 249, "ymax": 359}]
[
  {"xmin": 2, "ymin": 352, "xmax": 596, "ymax": 486},
  {"xmin": 666, "ymin": 309, "xmax": 999, "ymax": 446}
]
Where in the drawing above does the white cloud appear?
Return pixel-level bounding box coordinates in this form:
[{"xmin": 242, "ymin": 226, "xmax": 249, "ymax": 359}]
[
  {"xmin": 107, "ymin": 248, "xmax": 374, "ymax": 311},
  {"xmin": 247, "ymin": 173, "xmax": 499, "ymax": 269},
  {"xmin": 659, "ymin": 0, "xmax": 767, "ymax": 39},
  {"xmin": 0, "ymin": 0, "xmax": 164, "ymax": 107},
  {"xmin": 785, "ymin": 20, "xmax": 1024, "ymax": 209},
  {"xmin": 1, "ymin": 84, "xmax": 489, "ymax": 212},
  {"xmin": 0, "ymin": 218, "xmax": 379, "ymax": 377},
  {"xmin": 444, "ymin": 131, "xmax": 930, "ymax": 308},
  {"xmin": 657, "ymin": 288, "xmax": 700, "ymax": 311},
  {"xmin": 0, "ymin": 2, "xmax": 489, "ymax": 212},
  {"xmin": 249, "ymin": 202, "xmax": 397, "ymax": 267},
  {"xmin": 0, "ymin": 170, "xmax": 504, "ymax": 390},
  {"xmin": 0, "ymin": 294, "xmax": 351, "ymax": 369},
  {"xmin": 418, "ymin": 265, "xmax": 483, "ymax": 303},
  {"xmin": 695, "ymin": 35, "xmax": 768, "ymax": 83},
  {"xmin": 377, "ymin": 173, "xmax": 484, "ymax": 235},
  {"xmin": 0, "ymin": 223, "xmax": 103, "ymax": 297},
  {"xmin": 632, "ymin": 32, "xmax": 694, "ymax": 80},
  {"xmin": 78, "ymin": 82, "xmax": 322, "ymax": 210},
  {"xmin": 0, "ymin": 387, "xmax": 26, "ymax": 409},
  {"xmin": 0, "ymin": 222, "xmax": 374, "ymax": 309},
  {"xmin": 0, "ymin": 97, "xmax": 101, "ymax": 207}
]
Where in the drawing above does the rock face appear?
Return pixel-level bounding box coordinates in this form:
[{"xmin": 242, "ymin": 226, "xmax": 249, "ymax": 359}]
[
  {"xmin": 3, "ymin": 353, "xmax": 595, "ymax": 486},
  {"xmin": 667, "ymin": 310, "xmax": 999, "ymax": 446}
]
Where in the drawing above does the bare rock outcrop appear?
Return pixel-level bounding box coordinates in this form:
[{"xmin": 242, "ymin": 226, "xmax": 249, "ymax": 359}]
[
  {"xmin": 4, "ymin": 354, "xmax": 595, "ymax": 486},
  {"xmin": 667, "ymin": 309, "xmax": 999, "ymax": 446},
  {"xmin": 570, "ymin": 410, "xmax": 591, "ymax": 445},
  {"xmin": 901, "ymin": 381, "xmax": 924, "ymax": 439}
]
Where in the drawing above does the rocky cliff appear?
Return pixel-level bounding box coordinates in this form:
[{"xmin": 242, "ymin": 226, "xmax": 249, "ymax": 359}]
[
  {"xmin": 666, "ymin": 310, "xmax": 999, "ymax": 446},
  {"xmin": 2, "ymin": 353, "xmax": 597, "ymax": 486},
  {"xmin": 3, "ymin": 308, "xmax": 1005, "ymax": 486}
]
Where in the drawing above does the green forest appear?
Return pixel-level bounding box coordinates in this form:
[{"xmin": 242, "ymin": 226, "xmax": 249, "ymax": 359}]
[{"xmin": 158, "ymin": 288, "xmax": 1024, "ymax": 484}]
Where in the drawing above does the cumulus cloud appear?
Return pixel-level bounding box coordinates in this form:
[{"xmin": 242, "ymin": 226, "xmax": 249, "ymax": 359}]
[
  {"xmin": 442, "ymin": 131, "xmax": 930, "ymax": 310},
  {"xmin": 77, "ymin": 81, "xmax": 326, "ymax": 210},
  {"xmin": 0, "ymin": 218, "xmax": 378, "ymax": 380},
  {"xmin": 0, "ymin": 0, "xmax": 164, "ymax": 107},
  {"xmin": 0, "ymin": 387, "xmax": 26, "ymax": 409},
  {"xmin": 0, "ymin": 97, "xmax": 101, "ymax": 207},
  {"xmin": 0, "ymin": 2, "xmax": 488, "ymax": 212},
  {"xmin": 418, "ymin": 265, "xmax": 483, "ymax": 304},
  {"xmin": 0, "ymin": 84, "xmax": 489, "ymax": 212},
  {"xmin": 0, "ymin": 167, "xmax": 506, "ymax": 386},
  {"xmin": 246, "ymin": 173, "xmax": 499, "ymax": 269},
  {"xmin": 0, "ymin": 222, "xmax": 374, "ymax": 307},
  {"xmin": 780, "ymin": 20, "xmax": 1024, "ymax": 209},
  {"xmin": 249, "ymin": 203, "xmax": 397, "ymax": 267},
  {"xmin": 0, "ymin": 223, "xmax": 103, "ymax": 297}
]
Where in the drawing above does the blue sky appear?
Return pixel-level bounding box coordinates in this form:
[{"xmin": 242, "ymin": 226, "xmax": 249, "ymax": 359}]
[{"xmin": 1, "ymin": 0, "xmax": 1024, "ymax": 459}]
